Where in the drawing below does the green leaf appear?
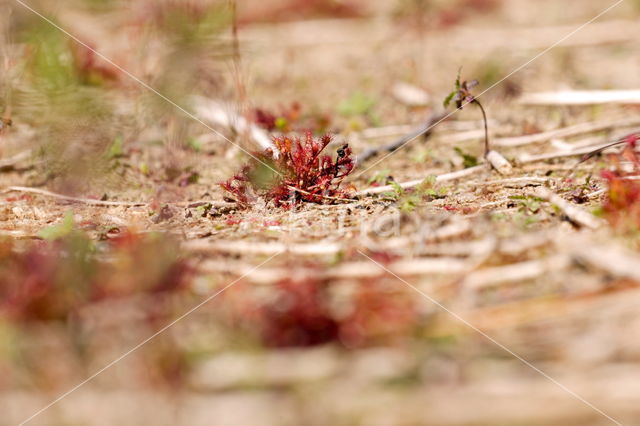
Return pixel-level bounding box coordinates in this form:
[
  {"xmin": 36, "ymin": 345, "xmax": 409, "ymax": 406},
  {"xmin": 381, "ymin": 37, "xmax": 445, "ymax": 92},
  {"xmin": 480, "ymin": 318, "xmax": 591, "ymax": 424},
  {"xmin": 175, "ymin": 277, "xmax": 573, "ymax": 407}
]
[
  {"xmin": 400, "ymin": 195, "xmax": 420, "ymax": 213},
  {"xmin": 367, "ymin": 169, "xmax": 391, "ymax": 185},
  {"xmin": 455, "ymin": 67, "xmax": 462, "ymax": 90},
  {"xmin": 108, "ymin": 137, "xmax": 124, "ymax": 159},
  {"xmin": 443, "ymin": 90, "xmax": 456, "ymax": 108},
  {"xmin": 337, "ymin": 92, "xmax": 376, "ymax": 117},
  {"xmin": 275, "ymin": 117, "xmax": 288, "ymax": 130},
  {"xmin": 421, "ymin": 175, "xmax": 437, "ymax": 187},
  {"xmin": 453, "ymin": 147, "xmax": 478, "ymax": 168},
  {"xmin": 195, "ymin": 203, "xmax": 213, "ymax": 217},
  {"xmin": 416, "ymin": 175, "xmax": 439, "ymax": 197},
  {"xmin": 187, "ymin": 137, "xmax": 202, "ymax": 152},
  {"xmin": 39, "ymin": 210, "xmax": 75, "ymax": 240},
  {"xmin": 390, "ymin": 180, "xmax": 404, "ymax": 196}
]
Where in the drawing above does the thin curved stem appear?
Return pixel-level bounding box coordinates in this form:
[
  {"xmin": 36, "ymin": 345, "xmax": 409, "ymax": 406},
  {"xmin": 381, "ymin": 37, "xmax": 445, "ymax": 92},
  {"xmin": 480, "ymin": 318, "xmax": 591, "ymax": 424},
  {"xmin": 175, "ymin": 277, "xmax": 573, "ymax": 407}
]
[{"xmin": 473, "ymin": 99, "xmax": 490, "ymax": 157}]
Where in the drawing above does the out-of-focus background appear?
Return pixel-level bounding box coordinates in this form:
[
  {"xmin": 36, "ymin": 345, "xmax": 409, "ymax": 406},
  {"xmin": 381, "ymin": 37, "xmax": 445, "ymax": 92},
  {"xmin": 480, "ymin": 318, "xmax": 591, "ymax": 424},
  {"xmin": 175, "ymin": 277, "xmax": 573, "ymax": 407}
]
[{"xmin": 2, "ymin": 0, "xmax": 640, "ymax": 425}]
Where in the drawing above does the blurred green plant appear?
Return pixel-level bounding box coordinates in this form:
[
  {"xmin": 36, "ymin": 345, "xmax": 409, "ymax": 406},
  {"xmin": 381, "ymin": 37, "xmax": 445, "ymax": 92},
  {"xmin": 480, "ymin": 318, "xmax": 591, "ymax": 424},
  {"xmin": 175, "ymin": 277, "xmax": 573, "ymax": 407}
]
[
  {"xmin": 0, "ymin": 227, "xmax": 195, "ymax": 390},
  {"xmin": 444, "ymin": 71, "xmax": 491, "ymax": 157},
  {"xmin": 453, "ymin": 146, "xmax": 478, "ymax": 168},
  {"xmin": 38, "ymin": 210, "xmax": 76, "ymax": 240},
  {"xmin": 338, "ymin": 92, "xmax": 376, "ymax": 117},
  {"xmin": 11, "ymin": 17, "xmax": 120, "ymax": 190},
  {"xmin": 0, "ymin": 229, "xmax": 192, "ymax": 322}
]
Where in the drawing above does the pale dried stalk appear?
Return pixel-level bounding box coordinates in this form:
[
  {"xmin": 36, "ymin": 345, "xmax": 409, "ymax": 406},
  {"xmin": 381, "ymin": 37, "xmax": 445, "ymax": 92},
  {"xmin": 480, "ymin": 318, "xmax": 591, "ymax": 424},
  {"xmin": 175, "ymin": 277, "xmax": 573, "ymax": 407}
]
[
  {"xmin": 4, "ymin": 186, "xmax": 148, "ymax": 206},
  {"xmin": 356, "ymin": 120, "xmax": 501, "ymax": 140},
  {"xmin": 0, "ymin": 151, "xmax": 31, "ymax": 168},
  {"xmin": 192, "ymin": 96, "xmax": 274, "ymax": 153},
  {"xmin": 534, "ymin": 187, "xmax": 604, "ymax": 229},
  {"xmin": 485, "ymin": 150, "xmax": 513, "ymax": 175},
  {"xmin": 494, "ymin": 118, "xmax": 640, "ymax": 148},
  {"xmin": 4, "ymin": 186, "xmax": 233, "ymax": 208},
  {"xmin": 463, "ymin": 255, "xmax": 571, "ymax": 290},
  {"xmin": 517, "ymin": 140, "xmax": 631, "ymax": 163},
  {"xmin": 358, "ymin": 165, "xmax": 487, "ymax": 196},
  {"xmin": 184, "ymin": 239, "xmax": 343, "ymax": 256},
  {"xmin": 416, "ymin": 230, "xmax": 554, "ymax": 258},
  {"xmin": 468, "ymin": 176, "xmax": 549, "ymax": 187},
  {"xmin": 519, "ymin": 90, "xmax": 640, "ymax": 106},
  {"xmin": 198, "ymin": 256, "xmax": 469, "ymax": 283},
  {"xmin": 566, "ymin": 238, "xmax": 640, "ymax": 281}
]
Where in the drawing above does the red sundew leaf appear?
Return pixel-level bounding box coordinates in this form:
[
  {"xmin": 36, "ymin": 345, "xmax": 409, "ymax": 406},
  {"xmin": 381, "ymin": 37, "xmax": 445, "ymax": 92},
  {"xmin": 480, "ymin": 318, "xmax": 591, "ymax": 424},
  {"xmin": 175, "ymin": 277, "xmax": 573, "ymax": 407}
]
[
  {"xmin": 223, "ymin": 272, "xmax": 419, "ymax": 349},
  {"xmin": 252, "ymin": 108, "xmax": 277, "ymax": 131},
  {"xmin": 5, "ymin": 194, "xmax": 34, "ymax": 203},
  {"xmin": 599, "ymin": 142, "xmax": 640, "ymax": 230},
  {"xmin": 226, "ymin": 277, "xmax": 339, "ymax": 347}
]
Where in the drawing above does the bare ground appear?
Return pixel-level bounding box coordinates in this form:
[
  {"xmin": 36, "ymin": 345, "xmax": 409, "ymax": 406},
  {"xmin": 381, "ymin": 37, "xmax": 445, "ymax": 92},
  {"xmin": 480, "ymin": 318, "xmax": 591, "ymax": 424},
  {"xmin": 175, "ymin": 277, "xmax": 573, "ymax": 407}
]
[{"xmin": 2, "ymin": 0, "xmax": 640, "ymax": 425}]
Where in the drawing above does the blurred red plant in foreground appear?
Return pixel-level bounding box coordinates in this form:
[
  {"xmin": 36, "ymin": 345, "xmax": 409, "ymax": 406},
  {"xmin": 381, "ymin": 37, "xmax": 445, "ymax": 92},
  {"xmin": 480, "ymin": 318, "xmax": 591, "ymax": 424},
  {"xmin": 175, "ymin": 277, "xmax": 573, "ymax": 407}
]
[
  {"xmin": 252, "ymin": 102, "xmax": 302, "ymax": 132},
  {"xmin": 252, "ymin": 102, "xmax": 332, "ymax": 134},
  {"xmin": 221, "ymin": 132, "xmax": 355, "ymax": 208},
  {"xmin": 395, "ymin": 0, "xmax": 502, "ymax": 29},
  {"xmin": 601, "ymin": 134, "xmax": 640, "ymax": 231},
  {"xmin": 0, "ymin": 229, "xmax": 194, "ymax": 390},
  {"xmin": 0, "ymin": 230, "xmax": 192, "ymax": 322},
  {"xmin": 223, "ymin": 274, "xmax": 418, "ymax": 348},
  {"xmin": 238, "ymin": 0, "xmax": 364, "ymax": 24}
]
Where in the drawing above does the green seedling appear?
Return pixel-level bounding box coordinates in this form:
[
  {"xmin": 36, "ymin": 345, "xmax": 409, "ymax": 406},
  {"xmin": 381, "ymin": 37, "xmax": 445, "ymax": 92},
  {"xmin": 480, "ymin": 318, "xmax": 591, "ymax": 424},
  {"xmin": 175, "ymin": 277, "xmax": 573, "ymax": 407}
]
[
  {"xmin": 453, "ymin": 146, "xmax": 478, "ymax": 168},
  {"xmin": 39, "ymin": 211, "xmax": 75, "ymax": 240},
  {"xmin": 367, "ymin": 169, "xmax": 393, "ymax": 186},
  {"xmin": 509, "ymin": 195, "xmax": 543, "ymax": 215},
  {"xmin": 107, "ymin": 137, "xmax": 124, "ymax": 159},
  {"xmin": 444, "ymin": 70, "xmax": 491, "ymax": 157}
]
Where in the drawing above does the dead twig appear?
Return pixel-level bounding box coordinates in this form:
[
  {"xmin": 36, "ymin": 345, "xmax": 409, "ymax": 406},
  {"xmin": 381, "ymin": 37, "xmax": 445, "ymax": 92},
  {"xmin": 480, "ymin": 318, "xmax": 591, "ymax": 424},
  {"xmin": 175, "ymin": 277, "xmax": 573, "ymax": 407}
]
[
  {"xmin": 3, "ymin": 186, "xmax": 148, "ymax": 206},
  {"xmin": 468, "ymin": 176, "xmax": 549, "ymax": 188},
  {"xmin": 286, "ymin": 185, "xmax": 356, "ymax": 204},
  {"xmin": 463, "ymin": 255, "xmax": 571, "ymax": 290},
  {"xmin": 519, "ymin": 90, "xmax": 640, "ymax": 106},
  {"xmin": 0, "ymin": 150, "xmax": 31, "ymax": 169},
  {"xmin": 358, "ymin": 164, "xmax": 487, "ymax": 196},
  {"xmin": 569, "ymin": 239, "xmax": 640, "ymax": 281},
  {"xmin": 357, "ymin": 111, "xmax": 448, "ymax": 164},
  {"xmin": 192, "ymin": 96, "xmax": 275, "ymax": 153},
  {"xmin": 494, "ymin": 118, "xmax": 640, "ymax": 148},
  {"xmin": 517, "ymin": 136, "xmax": 638, "ymax": 164},
  {"xmin": 198, "ymin": 256, "xmax": 469, "ymax": 283},
  {"xmin": 184, "ymin": 239, "xmax": 343, "ymax": 256},
  {"xmin": 534, "ymin": 187, "xmax": 604, "ymax": 229},
  {"xmin": 3, "ymin": 186, "xmax": 233, "ymax": 208}
]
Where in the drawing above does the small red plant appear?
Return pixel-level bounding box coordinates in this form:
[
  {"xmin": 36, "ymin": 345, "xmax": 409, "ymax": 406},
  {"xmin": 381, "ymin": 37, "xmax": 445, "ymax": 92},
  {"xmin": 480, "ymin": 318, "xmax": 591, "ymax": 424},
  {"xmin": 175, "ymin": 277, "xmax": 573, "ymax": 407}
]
[
  {"xmin": 223, "ymin": 274, "xmax": 418, "ymax": 348},
  {"xmin": 239, "ymin": 0, "xmax": 364, "ymax": 24},
  {"xmin": 252, "ymin": 102, "xmax": 301, "ymax": 132},
  {"xmin": 0, "ymin": 230, "xmax": 192, "ymax": 321},
  {"xmin": 220, "ymin": 132, "xmax": 355, "ymax": 208},
  {"xmin": 600, "ymin": 134, "xmax": 640, "ymax": 230},
  {"xmin": 338, "ymin": 280, "xmax": 417, "ymax": 348},
  {"xmin": 231, "ymin": 277, "xmax": 339, "ymax": 347},
  {"xmin": 252, "ymin": 102, "xmax": 331, "ymax": 134}
]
